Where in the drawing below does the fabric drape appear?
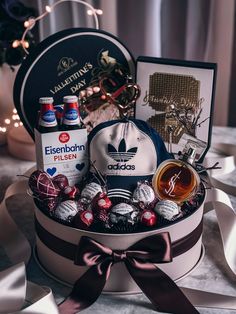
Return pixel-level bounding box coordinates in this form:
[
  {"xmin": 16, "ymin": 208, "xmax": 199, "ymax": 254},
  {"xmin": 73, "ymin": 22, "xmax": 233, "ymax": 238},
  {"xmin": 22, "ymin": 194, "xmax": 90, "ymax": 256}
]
[
  {"xmin": 36, "ymin": 0, "xmax": 162, "ymax": 58},
  {"xmin": 161, "ymin": 0, "xmax": 235, "ymax": 127}
]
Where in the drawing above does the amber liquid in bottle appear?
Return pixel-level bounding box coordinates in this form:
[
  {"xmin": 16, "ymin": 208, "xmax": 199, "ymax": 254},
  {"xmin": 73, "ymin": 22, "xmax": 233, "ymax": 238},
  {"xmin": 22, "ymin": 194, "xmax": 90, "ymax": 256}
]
[{"xmin": 153, "ymin": 160, "xmax": 199, "ymax": 205}]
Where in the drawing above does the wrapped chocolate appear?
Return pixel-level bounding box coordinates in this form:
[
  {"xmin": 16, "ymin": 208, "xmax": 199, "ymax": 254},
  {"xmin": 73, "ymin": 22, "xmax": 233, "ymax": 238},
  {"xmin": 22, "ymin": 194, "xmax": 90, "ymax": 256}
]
[
  {"xmin": 95, "ymin": 192, "xmax": 112, "ymax": 212},
  {"xmin": 54, "ymin": 200, "xmax": 79, "ymax": 223},
  {"xmin": 132, "ymin": 182, "xmax": 155, "ymax": 206},
  {"xmin": 97, "ymin": 197, "xmax": 112, "ymax": 211},
  {"xmin": 43, "ymin": 198, "xmax": 59, "ymax": 212},
  {"xmin": 154, "ymin": 200, "xmax": 180, "ymax": 221},
  {"xmin": 81, "ymin": 182, "xmax": 103, "ymax": 202},
  {"xmin": 28, "ymin": 170, "xmax": 60, "ymax": 200},
  {"xmin": 77, "ymin": 199, "xmax": 88, "ymax": 212},
  {"xmin": 63, "ymin": 186, "xmax": 80, "ymax": 200},
  {"xmin": 109, "ymin": 203, "xmax": 139, "ymax": 225},
  {"xmin": 52, "ymin": 174, "xmax": 69, "ymax": 191},
  {"xmin": 96, "ymin": 209, "xmax": 110, "ymax": 225},
  {"xmin": 74, "ymin": 210, "xmax": 94, "ymax": 229},
  {"xmin": 181, "ymin": 185, "xmax": 205, "ymax": 216},
  {"xmin": 140, "ymin": 210, "xmax": 157, "ymax": 227}
]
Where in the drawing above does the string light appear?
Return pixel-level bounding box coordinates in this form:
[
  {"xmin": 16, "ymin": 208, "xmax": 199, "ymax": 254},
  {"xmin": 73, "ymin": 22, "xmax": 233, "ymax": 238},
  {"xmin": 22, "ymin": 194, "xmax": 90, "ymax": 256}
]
[
  {"xmin": 0, "ymin": 109, "xmax": 22, "ymax": 135},
  {"xmin": 0, "ymin": 111, "xmax": 22, "ymax": 146},
  {"xmin": 12, "ymin": 40, "xmax": 20, "ymax": 48},
  {"xmin": 45, "ymin": 5, "xmax": 52, "ymax": 13},
  {"xmin": 19, "ymin": 0, "xmax": 100, "ymax": 54},
  {"xmin": 24, "ymin": 18, "xmax": 36, "ymax": 29},
  {"xmin": 24, "ymin": 20, "xmax": 30, "ymax": 28},
  {"xmin": 4, "ymin": 119, "xmax": 11, "ymax": 125},
  {"xmin": 96, "ymin": 9, "xmax": 103, "ymax": 15},
  {"xmin": 12, "ymin": 114, "xmax": 19, "ymax": 120},
  {"xmin": 87, "ymin": 9, "xmax": 103, "ymax": 15},
  {"xmin": 22, "ymin": 40, "xmax": 29, "ymax": 49}
]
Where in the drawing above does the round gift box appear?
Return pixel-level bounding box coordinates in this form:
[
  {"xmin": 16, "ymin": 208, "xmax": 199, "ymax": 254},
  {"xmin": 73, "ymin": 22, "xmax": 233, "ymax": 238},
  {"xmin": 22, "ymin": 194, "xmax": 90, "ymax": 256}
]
[{"xmin": 34, "ymin": 193, "xmax": 205, "ymax": 294}]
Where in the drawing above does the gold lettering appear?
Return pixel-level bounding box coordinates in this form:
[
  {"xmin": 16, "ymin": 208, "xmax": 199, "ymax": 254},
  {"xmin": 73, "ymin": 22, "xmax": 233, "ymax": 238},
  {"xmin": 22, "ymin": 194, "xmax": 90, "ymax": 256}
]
[
  {"xmin": 50, "ymin": 62, "xmax": 93, "ymax": 95},
  {"xmin": 143, "ymin": 93, "xmax": 178, "ymax": 106},
  {"xmin": 70, "ymin": 79, "xmax": 86, "ymax": 93}
]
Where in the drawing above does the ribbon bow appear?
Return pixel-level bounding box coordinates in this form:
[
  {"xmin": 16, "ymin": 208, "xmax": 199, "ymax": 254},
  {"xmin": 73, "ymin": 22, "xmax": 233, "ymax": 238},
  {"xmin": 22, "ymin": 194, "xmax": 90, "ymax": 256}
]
[{"xmin": 59, "ymin": 234, "xmax": 199, "ymax": 314}]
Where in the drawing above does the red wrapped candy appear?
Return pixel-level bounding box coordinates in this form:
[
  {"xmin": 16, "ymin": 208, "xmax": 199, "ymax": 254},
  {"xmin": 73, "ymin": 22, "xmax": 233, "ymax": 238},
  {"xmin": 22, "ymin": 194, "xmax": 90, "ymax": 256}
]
[
  {"xmin": 74, "ymin": 210, "xmax": 94, "ymax": 229},
  {"xmin": 63, "ymin": 186, "xmax": 80, "ymax": 200},
  {"xmin": 95, "ymin": 192, "xmax": 112, "ymax": 212},
  {"xmin": 52, "ymin": 174, "xmax": 69, "ymax": 191},
  {"xmin": 140, "ymin": 210, "xmax": 157, "ymax": 227},
  {"xmin": 28, "ymin": 170, "xmax": 60, "ymax": 200}
]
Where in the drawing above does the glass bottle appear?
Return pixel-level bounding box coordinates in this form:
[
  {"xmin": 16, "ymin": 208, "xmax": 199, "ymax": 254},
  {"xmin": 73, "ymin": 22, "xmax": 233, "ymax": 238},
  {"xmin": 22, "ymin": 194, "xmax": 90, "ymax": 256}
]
[
  {"xmin": 62, "ymin": 95, "xmax": 81, "ymax": 130},
  {"xmin": 152, "ymin": 142, "xmax": 200, "ymax": 205},
  {"xmin": 37, "ymin": 97, "xmax": 58, "ymax": 133}
]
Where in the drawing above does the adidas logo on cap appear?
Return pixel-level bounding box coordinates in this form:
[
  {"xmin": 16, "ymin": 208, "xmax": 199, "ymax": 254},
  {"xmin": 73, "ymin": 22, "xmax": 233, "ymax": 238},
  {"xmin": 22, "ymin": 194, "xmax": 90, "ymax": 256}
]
[
  {"xmin": 88, "ymin": 118, "xmax": 171, "ymax": 199},
  {"xmin": 108, "ymin": 138, "xmax": 137, "ymax": 162},
  {"xmin": 107, "ymin": 138, "xmax": 137, "ymax": 170}
]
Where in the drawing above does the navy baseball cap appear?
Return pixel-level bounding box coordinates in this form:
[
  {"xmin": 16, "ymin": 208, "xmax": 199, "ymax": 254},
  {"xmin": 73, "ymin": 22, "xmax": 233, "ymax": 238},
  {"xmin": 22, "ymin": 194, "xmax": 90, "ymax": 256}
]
[{"xmin": 88, "ymin": 118, "xmax": 172, "ymax": 200}]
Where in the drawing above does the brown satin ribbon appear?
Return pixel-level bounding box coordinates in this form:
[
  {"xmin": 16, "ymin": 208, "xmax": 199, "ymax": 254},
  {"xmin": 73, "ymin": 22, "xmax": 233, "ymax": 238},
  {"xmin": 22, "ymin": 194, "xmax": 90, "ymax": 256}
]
[
  {"xmin": 35, "ymin": 218, "xmax": 203, "ymax": 314},
  {"xmin": 35, "ymin": 217, "xmax": 203, "ymax": 261}
]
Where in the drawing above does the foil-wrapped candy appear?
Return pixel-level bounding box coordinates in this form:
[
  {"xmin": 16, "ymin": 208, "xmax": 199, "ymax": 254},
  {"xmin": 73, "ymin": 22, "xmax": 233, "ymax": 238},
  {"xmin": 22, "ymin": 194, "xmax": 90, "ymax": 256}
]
[
  {"xmin": 154, "ymin": 200, "xmax": 180, "ymax": 221},
  {"xmin": 28, "ymin": 170, "xmax": 60, "ymax": 200},
  {"xmin": 63, "ymin": 186, "xmax": 80, "ymax": 200},
  {"xmin": 140, "ymin": 210, "xmax": 157, "ymax": 227},
  {"xmin": 52, "ymin": 174, "xmax": 69, "ymax": 191},
  {"xmin": 81, "ymin": 182, "xmax": 103, "ymax": 202},
  {"xmin": 109, "ymin": 203, "xmax": 139, "ymax": 225},
  {"xmin": 74, "ymin": 210, "xmax": 94, "ymax": 229},
  {"xmin": 54, "ymin": 200, "xmax": 79, "ymax": 223},
  {"xmin": 132, "ymin": 181, "xmax": 156, "ymax": 210}
]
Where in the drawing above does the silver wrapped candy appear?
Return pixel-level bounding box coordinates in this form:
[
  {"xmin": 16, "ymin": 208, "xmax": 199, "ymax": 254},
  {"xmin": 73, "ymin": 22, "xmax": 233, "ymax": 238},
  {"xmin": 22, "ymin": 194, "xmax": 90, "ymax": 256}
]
[
  {"xmin": 109, "ymin": 203, "xmax": 139, "ymax": 225},
  {"xmin": 54, "ymin": 200, "xmax": 79, "ymax": 223},
  {"xmin": 132, "ymin": 182, "xmax": 155, "ymax": 205},
  {"xmin": 154, "ymin": 200, "xmax": 180, "ymax": 221},
  {"xmin": 81, "ymin": 182, "xmax": 103, "ymax": 201}
]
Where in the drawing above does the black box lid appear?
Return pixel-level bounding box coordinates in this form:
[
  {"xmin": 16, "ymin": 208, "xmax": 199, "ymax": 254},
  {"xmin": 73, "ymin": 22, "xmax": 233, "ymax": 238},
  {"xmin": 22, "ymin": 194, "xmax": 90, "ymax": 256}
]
[{"xmin": 14, "ymin": 28, "xmax": 135, "ymax": 139}]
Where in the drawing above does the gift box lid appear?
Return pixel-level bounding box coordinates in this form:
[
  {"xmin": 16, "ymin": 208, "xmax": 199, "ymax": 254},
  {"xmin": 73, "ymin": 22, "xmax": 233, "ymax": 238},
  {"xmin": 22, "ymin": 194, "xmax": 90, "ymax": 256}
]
[
  {"xmin": 135, "ymin": 56, "xmax": 217, "ymax": 163},
  {"xmin": 13, "ymin": 28, "xmax": 135, "ymax": 139}
]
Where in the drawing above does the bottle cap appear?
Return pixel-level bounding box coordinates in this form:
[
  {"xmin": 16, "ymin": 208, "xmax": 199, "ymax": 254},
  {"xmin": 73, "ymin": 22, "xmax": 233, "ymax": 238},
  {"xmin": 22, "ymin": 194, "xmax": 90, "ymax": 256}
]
[
  {"xmin": 182, "ymin": 142, "xmax": 197, "ymax": 164},
  {"xmin": 39, "ymin": 97, "xmax": 54, "ymax": 104},
  {"xmin": 187, "ymin": 145, "xmax": 197, "ymax": 164},
  {"xmin": 63, "ymin": 95, "xmax": 78, "ymax": 103}
]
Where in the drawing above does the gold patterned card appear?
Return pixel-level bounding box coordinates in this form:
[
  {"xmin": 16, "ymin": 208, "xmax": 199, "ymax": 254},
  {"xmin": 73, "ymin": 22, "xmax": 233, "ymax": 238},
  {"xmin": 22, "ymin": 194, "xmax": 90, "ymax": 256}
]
[{"xmin": 135, "ymin": 57, "xmax": 217, "ymax": 162}]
